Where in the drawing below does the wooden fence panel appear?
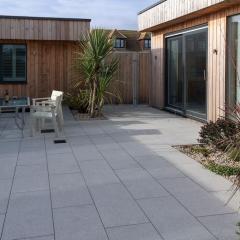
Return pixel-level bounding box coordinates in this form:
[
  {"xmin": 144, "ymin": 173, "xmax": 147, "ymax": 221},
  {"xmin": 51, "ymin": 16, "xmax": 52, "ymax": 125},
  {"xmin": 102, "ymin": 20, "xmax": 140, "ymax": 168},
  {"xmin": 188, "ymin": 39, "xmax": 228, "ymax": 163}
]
[{"xmin": 112, "ymin": 51, "xmax": 151, "ymax": 104}]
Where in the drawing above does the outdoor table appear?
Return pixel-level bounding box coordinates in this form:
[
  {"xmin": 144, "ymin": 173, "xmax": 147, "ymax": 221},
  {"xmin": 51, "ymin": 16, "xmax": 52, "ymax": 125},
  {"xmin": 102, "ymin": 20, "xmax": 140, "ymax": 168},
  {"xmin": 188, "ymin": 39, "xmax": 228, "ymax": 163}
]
[{"xmin": 0, "ymin": 97, "xmax": 30, "ymax": 132}]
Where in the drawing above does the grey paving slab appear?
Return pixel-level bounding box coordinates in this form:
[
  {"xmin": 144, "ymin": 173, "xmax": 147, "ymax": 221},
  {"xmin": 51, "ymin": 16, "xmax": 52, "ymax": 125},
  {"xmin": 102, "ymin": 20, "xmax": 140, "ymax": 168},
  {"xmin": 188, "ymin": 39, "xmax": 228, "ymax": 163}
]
[
  {"xmin": 89, "ymin": 183, "xmax": 148, "ymax": 228},
  {"xmin": 147, "ymin": 166, "xmax": 185, "ymax": 179},
  {"xmin": 159, "ymin": 177, "xmax": 235, "ymax": 216},
  {"xmin": 212, "ymin": 190, "xmax": 240, "ymax": 212},
  {"xmin": 89, "ymin": 134, "xmax": 115, "ymax": 145},
  {"xmin": 133, "ymin": 155, "xmax": 173, "ymax": 168},
  {"xmin": 17, "ymin": 155, "xmax": 47, "ymax": 166},
  {"xmin": 45, "ymin": 141, "xmax": 72, "ymax": 154},
  {"xmin": 20, "ymin": 138, "xmax": 45, "ymax": 149},
  {"xmin": 0, "ymin": 214, "xmax": 4, "ymax": 235},
  {"xmin": 176, "ymin": 162, "xmax": 233, "ymax": 192},
  {"xmin": 67, "ymin": 136, "xmax": 92, "ymax": 146},
  {"xmin": 120, "ymin": 142, "xmax": 157, "ymax": 156},
  {"xmin": 0, "ymin": 158, "xmax": 16, "ymax": 180},
  {"xmin": 15, "ymin": 164, "xmax": 48, "ymax": 178},
  {"xmin": 18, "ymin": 147, "xmax": 46, "ymax": 161},
  {"xmin": 12, "ymin": 174, "xmax": 49, "ymax": 193},
  {"xmin": 23, "ymin": 236, "xmax": 54, "ymax": 240},
  {"xmin": 138, "ymin": 196, "xmax": 216, "ymax": 240},
  {"xmin": 199, "ymin": 213, "xmax": 240, "ymax": 240},
  {"xmin": 47, "ymin": 153, "xmax": 80, "ymax": 175},
  {"xmin": 101, "ymin": 149, "xmax": 139, "ymax": 170},
  {"xmin": 72, "ymin": 145, "xmax": 104, "ymax": 161},
  {"xmin": 2, "ymin": 191, "xmax": 53, "ymax": 240},
  {"xmin": 96, "ymin": 142, "xmax": 122, "ymax": 151},
  {"xmin": 50, "ymin": 173, "xmax": 92, "ymax": 208},
  {"xmin": 53, "ymin": 205, "xmax": 108, "ymax": 240},
  {"xmin": 80, "ymin": 160, "xmax": 119, "ymax": 186},
  {"xmin": 116, "ymin": 168, "xmax": 169, "ymax": 199},
  {"xmin": 0, "ymin": 179, "xmax": 12, "ymax": 214},
  {"xmin": 107, "ymin": 223, "xmax": 163, "ymax": 240}
]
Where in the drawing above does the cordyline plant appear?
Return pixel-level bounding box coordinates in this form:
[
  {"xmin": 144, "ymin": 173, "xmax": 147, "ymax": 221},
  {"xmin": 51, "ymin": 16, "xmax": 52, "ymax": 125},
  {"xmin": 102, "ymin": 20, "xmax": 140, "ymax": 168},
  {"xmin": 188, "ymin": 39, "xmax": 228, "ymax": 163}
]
[{"xmin": 74, "ymin": 28, "xmax": 120, "ymax": 117}]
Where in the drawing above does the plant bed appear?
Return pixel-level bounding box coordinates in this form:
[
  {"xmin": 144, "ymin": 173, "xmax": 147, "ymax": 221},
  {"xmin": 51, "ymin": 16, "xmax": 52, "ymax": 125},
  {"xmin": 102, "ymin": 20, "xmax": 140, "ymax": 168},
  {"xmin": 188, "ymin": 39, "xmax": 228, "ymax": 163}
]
[
  {"xmin": 175, "ymin": 144, "xmax": 240, "ymax": 183},
  {"xmin": 71, "ymin": 109, "xmax": 107, "ymax": 121}
]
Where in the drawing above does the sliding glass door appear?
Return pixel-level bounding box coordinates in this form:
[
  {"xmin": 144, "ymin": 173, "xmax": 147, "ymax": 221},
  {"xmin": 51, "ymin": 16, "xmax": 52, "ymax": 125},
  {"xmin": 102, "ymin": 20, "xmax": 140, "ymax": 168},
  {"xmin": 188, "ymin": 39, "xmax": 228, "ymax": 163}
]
[
  {"xmin": 166, "ymin": 27, "xmax": 208, "ymax": 120},
  {"xmin": 228, "ymin": 15, "xmax": 240, "ymax": 108},
  {"xmin": 167, "ymin": 36, "xmax": 183, "ymax": 109}
]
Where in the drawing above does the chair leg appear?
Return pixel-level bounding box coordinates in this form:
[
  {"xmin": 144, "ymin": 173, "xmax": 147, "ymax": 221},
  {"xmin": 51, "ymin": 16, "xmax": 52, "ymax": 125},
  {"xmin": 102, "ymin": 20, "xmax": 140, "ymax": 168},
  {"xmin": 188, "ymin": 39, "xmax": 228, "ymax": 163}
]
[
  {"xmin": 52, "ymin": 116, "xmax": 59, "ymax": 138},
  {"xmin": 41, "ymin": 119, "xmax": 45, "ymax": 130},
  {"xmin": 30, "ymin": 117, "xmax": 36, "ymax": 137}
]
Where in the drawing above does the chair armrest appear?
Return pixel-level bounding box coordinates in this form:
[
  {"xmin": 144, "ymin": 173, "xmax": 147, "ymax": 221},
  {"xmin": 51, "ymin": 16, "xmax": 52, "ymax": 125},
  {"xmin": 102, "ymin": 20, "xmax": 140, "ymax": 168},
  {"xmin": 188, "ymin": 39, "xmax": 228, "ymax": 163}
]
[
  {"xmin": 32, "ymin": 97, "xmax": 51, "ymax": 106},
  {"xmin": 37, "ymin": 100, "xmax": 56, "ymax": 106}
]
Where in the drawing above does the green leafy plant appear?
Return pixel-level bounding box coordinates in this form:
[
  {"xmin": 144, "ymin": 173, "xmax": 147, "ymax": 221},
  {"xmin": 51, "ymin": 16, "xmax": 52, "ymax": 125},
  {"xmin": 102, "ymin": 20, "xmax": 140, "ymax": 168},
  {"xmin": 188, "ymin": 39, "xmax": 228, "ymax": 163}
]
[
  {"xmin": 204, "ymin": 161, "xmax": 240, "ymax": 176},
  {"xmin": 73, "ymin": 28, "xmax": 120, "ymax": 117},
  {"xmin": 64, "ymin": 89, "xmax": 89, "ymax": 113}
]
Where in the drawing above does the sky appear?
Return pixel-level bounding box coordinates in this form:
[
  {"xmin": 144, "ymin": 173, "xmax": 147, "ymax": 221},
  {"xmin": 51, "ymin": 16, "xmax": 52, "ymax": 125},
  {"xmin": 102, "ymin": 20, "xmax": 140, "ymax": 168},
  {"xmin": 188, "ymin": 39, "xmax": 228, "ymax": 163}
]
[{"xmin": 0, "ymin": 0, "xmax": 157, "ymax": 30}]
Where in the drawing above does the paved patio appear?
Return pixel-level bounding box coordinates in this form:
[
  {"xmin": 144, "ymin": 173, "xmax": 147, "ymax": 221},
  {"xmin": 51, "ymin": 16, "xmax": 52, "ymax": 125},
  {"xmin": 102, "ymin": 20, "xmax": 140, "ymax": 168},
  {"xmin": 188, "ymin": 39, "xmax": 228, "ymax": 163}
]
[{"xmin": 0, "ymin": 105, "xmax": 239, "ymax": 240}]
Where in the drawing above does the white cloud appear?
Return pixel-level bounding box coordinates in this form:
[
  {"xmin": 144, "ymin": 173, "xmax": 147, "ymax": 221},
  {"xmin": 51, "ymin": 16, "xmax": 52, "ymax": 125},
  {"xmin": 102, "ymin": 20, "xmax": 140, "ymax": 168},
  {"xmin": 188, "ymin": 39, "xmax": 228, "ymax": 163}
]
[{"xmin": 0, "ymin": 0, "xmax": 156, "ymax": 29}]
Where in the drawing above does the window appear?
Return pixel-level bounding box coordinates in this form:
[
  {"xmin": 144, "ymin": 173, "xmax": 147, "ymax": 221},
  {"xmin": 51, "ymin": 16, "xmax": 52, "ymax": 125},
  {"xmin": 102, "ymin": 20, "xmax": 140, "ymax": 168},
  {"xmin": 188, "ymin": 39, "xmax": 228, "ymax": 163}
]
[
  {"xmin": 114, "ymin": 39, "xmax": 125, "ymax": 48},
  {"xmin": 227, "ymin": 15, "xmax": 240, "ymax": 108},
  {"xmin": 0, "ymin": 45, "xmax": 27, "ymax": 83},
  {"xmin": 144, "ymin": 39, "xmax": 151, "ymax": 49}
]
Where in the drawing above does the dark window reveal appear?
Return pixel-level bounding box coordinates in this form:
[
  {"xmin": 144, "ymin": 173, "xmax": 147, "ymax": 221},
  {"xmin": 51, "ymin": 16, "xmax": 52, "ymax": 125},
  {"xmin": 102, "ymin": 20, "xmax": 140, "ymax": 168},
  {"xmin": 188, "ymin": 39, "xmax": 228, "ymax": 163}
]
[
  {"xmin": 0, "ymin": 45, "xmax": 27, "ymax": 83},
  {"xmin": 114, "ymin": 39, "xmax": 125, "ymax": 48},
  {"xmin": 144, "ymin": 39, "xmax": 151, "ymax": 49}
]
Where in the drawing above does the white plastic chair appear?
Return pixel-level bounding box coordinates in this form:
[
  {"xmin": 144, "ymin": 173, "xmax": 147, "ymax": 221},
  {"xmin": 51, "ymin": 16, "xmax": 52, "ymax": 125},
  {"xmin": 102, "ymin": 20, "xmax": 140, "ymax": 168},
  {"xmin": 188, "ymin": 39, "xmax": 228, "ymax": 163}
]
[
  {"xmin": 30, "ymin": 95, "xmax": 63, "ymax": 137},
  {"xmin": 32, "ymin": 90, "xmax": 64, "ymax": 127},
  {"xmin": 32, "ymin": 90, "xmax": 63, "ymax": 106}
]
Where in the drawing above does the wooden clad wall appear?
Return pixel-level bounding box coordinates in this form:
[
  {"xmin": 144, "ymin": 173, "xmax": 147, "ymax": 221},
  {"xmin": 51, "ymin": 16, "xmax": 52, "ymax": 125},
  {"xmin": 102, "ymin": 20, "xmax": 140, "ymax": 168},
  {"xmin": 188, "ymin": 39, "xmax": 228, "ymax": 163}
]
[
  {"xmin": 138, "ymin": 0, "xmax": 240, "ymax": 32},
  {"xmin": 0, "ymin": 40, "xmax": 79, "ymax": 98},
  {"xmin": 0, "ymin": 17, "xmax": 90, "ymax": 41},
  {"xmin": 0, "ymin": 42, "xmax": 151, "ymax": 104},
  {"xmin": 111, "ymin": 52, "xmax": 151, "ymax": 104},
  {"xmin": 150, "ymin": 5, "xmax": 240, "ymax": 121}
]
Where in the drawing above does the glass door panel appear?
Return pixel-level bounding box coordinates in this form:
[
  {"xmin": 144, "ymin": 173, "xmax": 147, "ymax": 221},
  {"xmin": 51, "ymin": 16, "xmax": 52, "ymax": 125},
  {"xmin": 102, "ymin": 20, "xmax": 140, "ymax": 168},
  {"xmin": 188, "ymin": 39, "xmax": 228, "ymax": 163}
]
[
  {"xmin": 167, "ymin": 36, "xmax": 183, "ymax": 109},
  {"xmin": 228, "ymin": 15, "xmax": 240, "ymax": 108},
  {"xmin": 166, "ymin": 27, "xmax": 208, "ymax": 120},
  {"xmin": 185, "ymin": 30, "xmax": 207, "ymax": 117}
]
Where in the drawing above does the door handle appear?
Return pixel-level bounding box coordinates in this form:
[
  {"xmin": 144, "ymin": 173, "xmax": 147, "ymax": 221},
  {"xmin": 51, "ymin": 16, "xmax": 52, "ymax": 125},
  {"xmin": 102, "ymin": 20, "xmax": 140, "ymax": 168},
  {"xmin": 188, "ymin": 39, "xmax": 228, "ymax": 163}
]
[{"xmin": 203, "ymin": 70, "xmax": 206, "ymax": 81}]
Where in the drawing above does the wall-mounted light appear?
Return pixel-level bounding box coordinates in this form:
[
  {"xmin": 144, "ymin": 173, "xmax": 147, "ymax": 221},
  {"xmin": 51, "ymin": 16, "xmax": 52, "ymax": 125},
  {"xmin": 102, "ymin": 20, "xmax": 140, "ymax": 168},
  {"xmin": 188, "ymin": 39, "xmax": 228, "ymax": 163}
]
[{"xmin": 213, "ymin": 49, "xmax": 218, "ymax": 55}]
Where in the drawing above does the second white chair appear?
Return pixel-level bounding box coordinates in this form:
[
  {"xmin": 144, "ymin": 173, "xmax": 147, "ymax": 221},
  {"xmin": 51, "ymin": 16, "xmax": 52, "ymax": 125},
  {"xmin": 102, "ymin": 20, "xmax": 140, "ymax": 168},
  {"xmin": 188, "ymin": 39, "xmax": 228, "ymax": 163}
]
[{"xmin": 30, "ymin": 94, "xmax": 63, "ymax": 137}]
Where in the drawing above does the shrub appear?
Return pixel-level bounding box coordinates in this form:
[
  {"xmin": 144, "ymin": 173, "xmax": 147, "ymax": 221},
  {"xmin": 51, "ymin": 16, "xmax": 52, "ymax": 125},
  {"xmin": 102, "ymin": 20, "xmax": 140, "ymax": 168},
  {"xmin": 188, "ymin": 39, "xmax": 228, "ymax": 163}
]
[
  {"xmin": 224, "ymin": 104, "xmax": 240, "ymax": 161},
  {"xmin": 198, "ymin": 118, "xmax": 238, "ymax": 150},
  {"xmin": 64, "ymin": 90, "xmax": 89, "ymax": 113}
]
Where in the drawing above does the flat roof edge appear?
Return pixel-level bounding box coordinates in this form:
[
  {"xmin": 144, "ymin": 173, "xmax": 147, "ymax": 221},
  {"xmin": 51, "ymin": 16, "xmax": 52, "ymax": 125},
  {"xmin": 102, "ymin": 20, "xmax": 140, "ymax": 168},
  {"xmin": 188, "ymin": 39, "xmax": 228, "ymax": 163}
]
[
  {"xmin": 138, "ymin": 0, "xmax": 167, "ymax": 15},
  {"xmin": 0, "ymin": 15, "xmax": 91, "ymax": 22}
]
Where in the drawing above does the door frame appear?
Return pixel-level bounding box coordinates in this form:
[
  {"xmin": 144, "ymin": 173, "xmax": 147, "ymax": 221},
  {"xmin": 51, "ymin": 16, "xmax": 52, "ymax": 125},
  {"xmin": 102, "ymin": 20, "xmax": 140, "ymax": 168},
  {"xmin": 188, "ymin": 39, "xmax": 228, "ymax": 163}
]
[{"xmin": 165, "ymin": 25, "xmax": 208, "ymax": 121}]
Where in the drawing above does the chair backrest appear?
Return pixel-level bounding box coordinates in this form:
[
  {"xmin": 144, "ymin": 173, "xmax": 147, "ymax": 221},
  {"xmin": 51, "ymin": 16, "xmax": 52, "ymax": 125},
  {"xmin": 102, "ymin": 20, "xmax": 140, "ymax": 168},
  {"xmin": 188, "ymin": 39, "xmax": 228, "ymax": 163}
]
[
  {"xmin": 54, "ymin": 94, "xmax": 63, "ymax": 115},
  {"xmin": 51, "ymin": 90, "xmax": 63, "ymax": 101}
]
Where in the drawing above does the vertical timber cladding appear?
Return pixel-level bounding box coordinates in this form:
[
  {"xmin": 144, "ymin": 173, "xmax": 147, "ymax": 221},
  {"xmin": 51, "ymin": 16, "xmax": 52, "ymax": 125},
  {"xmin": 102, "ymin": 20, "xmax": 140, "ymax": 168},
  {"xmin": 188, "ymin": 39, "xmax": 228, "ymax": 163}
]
[
  {"xmin": 0, "ymin": 16, "xmax": 90, "ymax": 98},
  {"xmin": 151, "ymin": 5, "xmax": 240, "ymax": 122},
  {"xmin": 0, "ymin": 40, "xmax": 79, "ymax": 98},
  {"xmin": 111, "ymin": 52, "xmax": 151, "ymax": 104}
]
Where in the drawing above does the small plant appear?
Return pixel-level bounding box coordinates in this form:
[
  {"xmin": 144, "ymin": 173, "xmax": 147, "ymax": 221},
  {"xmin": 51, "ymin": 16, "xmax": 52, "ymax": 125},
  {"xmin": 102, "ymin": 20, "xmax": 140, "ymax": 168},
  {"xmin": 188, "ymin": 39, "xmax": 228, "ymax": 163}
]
[
  {"xmin": 204, "ymin": 161, "xmax": 240, "ymax": 176},
  {"xmin": 191, "ymin": 145, "xmax": 212, "ymax": 158},
  {"xmin": 199, "ymin": 118, "xmax": 238, "ymax": 150},
  {"xmin": 64, "ymin": 90, "xmax": 89, "ymax": 113}
]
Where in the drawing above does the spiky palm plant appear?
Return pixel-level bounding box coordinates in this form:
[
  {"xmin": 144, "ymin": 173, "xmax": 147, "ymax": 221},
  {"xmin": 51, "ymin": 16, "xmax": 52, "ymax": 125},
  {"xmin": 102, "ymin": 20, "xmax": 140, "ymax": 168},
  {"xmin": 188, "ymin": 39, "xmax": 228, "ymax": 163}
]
[{"xmin": 75, "ymin": 28, "xmax": 119, "ymax": 117}]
